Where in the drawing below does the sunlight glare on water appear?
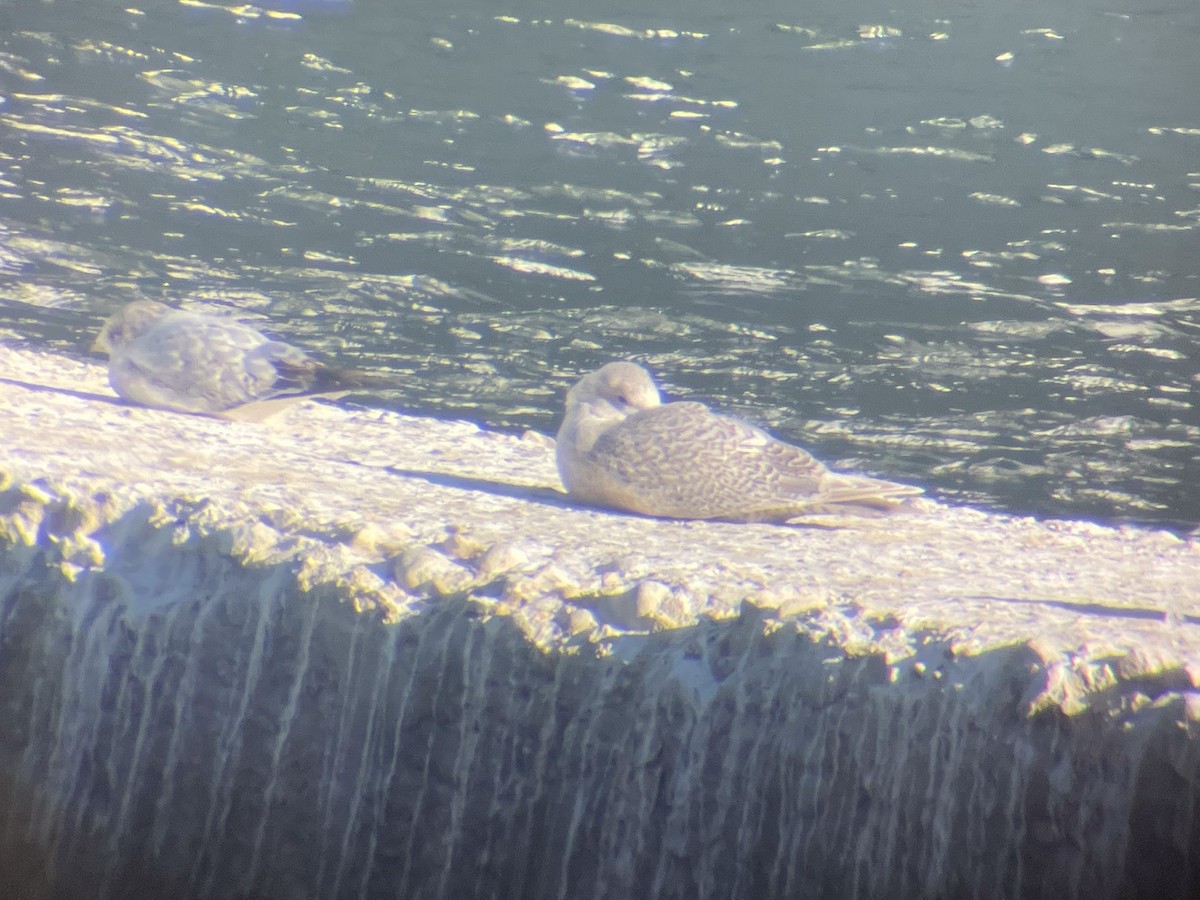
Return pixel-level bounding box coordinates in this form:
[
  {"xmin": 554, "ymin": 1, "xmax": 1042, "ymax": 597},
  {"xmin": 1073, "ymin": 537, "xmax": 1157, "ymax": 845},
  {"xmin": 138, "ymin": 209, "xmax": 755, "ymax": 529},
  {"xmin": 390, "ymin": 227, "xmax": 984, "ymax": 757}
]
[{"xmin": 0, "ymin": 0, "xmax": 1197, "ymax": 527}]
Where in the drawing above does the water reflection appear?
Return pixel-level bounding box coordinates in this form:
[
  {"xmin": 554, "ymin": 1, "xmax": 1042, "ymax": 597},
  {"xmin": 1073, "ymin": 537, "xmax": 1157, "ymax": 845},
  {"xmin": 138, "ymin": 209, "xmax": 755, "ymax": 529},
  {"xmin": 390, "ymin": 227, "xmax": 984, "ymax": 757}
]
[{"xmin": 0, "ymin": 0, "xmax": 1197, "ymax": 527}]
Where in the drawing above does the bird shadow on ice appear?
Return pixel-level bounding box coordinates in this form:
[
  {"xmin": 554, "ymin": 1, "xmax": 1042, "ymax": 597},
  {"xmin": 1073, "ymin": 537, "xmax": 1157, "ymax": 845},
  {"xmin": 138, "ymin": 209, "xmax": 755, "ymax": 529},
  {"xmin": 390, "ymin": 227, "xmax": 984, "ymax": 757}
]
[
  {"xmin": 379, "ymin": 465, "xmax": 576, "ymax": 508},
  {"xmin": 962, "ymin": 594, "xmax": 1200, "ymax": 626},
  {"xmin": 373, "ymin": 465, "xmax": 883, "ymax": 529},
  {"xmin": 0, "ymin": 375, "xmax": 121, "ymax": 407},
  {"xmin": 369, "ymin": 464, "xmax": 911, "ymax": 529}
]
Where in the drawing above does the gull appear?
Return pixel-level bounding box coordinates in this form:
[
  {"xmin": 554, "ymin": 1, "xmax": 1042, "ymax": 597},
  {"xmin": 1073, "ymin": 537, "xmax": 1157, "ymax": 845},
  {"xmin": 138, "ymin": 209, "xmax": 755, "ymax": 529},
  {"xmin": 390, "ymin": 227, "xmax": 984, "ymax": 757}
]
[
  {"xmin": 555, "ymin": 361, "xmax": 922, "ymax": 522},
  {"xmin": 93, "ymin": 300, "xmax": 397, "ymax": 421}
]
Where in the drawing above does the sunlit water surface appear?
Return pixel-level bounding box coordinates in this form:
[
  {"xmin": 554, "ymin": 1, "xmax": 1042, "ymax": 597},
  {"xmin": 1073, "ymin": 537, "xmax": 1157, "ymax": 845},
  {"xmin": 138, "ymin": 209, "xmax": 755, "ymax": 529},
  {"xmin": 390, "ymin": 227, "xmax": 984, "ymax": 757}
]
[{"xmin": 1, "ymin": 0, "xmax": 1197, "ymax": 527}]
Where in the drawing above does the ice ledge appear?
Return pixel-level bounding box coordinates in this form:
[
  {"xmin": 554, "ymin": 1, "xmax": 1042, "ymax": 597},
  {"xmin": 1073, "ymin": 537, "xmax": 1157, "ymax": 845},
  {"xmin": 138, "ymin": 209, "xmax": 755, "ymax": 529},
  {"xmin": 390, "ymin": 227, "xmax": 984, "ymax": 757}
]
[
  {"xmin": 2, "ymin": 343, "xmax": 1196, "ymax": 661},
  {"xmin": 2, "ymin": 343, "xmax": 1199, "ymax": 899}
]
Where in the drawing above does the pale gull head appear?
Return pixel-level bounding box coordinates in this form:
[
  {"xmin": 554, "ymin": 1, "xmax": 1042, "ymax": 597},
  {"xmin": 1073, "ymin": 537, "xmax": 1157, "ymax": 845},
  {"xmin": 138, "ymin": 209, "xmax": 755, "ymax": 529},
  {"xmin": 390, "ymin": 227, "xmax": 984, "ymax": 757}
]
[
  {"xmin": 563, "ymin": 361, "xmax": 661, "ymax": 439},
  {"xmin": 92, "ymin": 300, "xmax": 174, "ymax": 355}
]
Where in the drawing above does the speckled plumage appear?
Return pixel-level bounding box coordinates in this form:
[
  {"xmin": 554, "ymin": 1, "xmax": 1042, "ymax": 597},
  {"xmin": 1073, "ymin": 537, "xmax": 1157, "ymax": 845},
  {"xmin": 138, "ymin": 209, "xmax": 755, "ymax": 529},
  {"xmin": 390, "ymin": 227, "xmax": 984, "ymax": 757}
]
[
  {"xmin": 556, "ymin": 361, "xmax": 922, "ymax": 521},
  {"xmin": 94, "ymin": 300, "xmax": 390, "ymax": 421}
]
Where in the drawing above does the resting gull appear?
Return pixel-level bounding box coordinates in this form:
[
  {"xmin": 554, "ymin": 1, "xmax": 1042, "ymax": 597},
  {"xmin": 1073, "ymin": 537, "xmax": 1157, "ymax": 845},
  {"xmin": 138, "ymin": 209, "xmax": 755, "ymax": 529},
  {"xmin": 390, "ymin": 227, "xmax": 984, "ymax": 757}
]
[
  {"xmin": 93, "ymin": 300, "xmax": 396, "ymax": 421},
  {"xmin": 555, "ymin": 361, "xmax": 922, "ymax": 522}
]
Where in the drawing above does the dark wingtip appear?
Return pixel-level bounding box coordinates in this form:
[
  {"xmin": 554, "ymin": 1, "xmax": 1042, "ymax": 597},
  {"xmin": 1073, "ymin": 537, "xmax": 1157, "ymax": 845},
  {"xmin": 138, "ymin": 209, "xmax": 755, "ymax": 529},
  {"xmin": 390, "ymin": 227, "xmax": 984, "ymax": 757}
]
[{"xmin": 308, "ymin": 364, "xmax": 408, "ymax": 393}]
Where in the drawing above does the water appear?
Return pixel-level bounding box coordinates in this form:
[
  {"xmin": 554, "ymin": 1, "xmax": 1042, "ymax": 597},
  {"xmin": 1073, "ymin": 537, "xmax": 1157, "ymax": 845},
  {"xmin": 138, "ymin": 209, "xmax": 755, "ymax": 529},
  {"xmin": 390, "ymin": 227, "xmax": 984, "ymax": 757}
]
[{"xmin": 1, "ymin": 0, "xmax": 1197, "ymax": 528}]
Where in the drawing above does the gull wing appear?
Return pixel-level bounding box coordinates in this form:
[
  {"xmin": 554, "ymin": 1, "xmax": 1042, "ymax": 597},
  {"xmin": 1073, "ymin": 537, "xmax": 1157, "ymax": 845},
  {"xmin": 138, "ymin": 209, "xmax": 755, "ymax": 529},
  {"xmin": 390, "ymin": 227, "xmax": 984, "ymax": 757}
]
[{"xmin": 588, "ymin": 402, "xmax": 918, "ymax": 521}]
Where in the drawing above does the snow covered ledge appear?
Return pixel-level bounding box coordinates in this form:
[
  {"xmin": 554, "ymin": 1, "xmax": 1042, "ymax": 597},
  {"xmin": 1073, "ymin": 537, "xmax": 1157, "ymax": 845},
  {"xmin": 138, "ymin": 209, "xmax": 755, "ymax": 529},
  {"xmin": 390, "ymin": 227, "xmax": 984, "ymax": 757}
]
[{"xmin": 1, "ymin": 342, "xmax": 1198, "ymax": 900}]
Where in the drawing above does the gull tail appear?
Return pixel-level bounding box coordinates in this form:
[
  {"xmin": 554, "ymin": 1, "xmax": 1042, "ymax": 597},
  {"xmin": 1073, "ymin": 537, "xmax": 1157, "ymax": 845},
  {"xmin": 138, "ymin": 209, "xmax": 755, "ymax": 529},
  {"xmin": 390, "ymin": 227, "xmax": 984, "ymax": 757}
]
[{"xmin": 800, "ymin": 471, "xmax": 924, "ymax": 517}]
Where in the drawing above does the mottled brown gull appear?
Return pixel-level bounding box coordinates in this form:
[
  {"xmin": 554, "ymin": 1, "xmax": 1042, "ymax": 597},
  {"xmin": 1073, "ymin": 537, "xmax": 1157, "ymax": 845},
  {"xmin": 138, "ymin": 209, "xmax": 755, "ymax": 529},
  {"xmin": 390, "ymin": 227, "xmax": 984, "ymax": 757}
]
[
  {"xmin": 93, "ymin": 300, "xmax": 396, "ymax": 421},
  {"xmin": 555, "ymin": 361, "xmax": 922, "ymax": 522}
]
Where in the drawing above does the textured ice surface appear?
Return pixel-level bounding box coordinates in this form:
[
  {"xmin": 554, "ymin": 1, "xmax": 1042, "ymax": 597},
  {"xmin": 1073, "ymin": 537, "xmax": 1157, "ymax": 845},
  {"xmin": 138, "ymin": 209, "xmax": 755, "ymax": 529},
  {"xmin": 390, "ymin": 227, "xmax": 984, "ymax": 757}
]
[{"xmin": 1, "ymin": 344, "xmax": 1198, "ymax": 899}]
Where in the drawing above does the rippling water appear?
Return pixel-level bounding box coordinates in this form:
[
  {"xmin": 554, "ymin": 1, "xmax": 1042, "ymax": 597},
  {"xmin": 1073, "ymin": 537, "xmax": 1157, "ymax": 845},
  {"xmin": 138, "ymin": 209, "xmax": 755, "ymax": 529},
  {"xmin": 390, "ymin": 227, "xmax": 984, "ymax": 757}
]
[{"xmin": 1, "ymin": 0, "xmax": 1197, "ymax": 528}]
